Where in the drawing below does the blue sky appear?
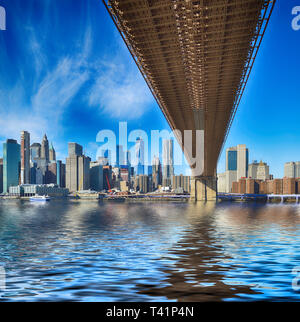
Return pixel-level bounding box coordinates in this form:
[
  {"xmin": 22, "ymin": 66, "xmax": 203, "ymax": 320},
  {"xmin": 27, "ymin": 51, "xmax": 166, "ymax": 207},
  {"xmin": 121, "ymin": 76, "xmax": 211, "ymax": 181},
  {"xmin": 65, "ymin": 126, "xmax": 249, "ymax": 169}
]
[{"xmin": 0, "ymin": 0, "xmax": 299, "ymax": 177}]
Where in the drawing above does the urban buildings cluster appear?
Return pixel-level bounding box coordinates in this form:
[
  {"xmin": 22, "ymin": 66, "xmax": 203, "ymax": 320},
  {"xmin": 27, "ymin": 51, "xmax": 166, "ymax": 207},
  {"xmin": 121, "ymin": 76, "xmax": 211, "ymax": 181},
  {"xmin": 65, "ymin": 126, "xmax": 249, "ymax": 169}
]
[
  {"xmin": 0, "ymin": 131, "xmax": 191, "ymax": 196},
  {"xmin": 218, "ymin": 144, "xmax": 300, "ymax": 195}
]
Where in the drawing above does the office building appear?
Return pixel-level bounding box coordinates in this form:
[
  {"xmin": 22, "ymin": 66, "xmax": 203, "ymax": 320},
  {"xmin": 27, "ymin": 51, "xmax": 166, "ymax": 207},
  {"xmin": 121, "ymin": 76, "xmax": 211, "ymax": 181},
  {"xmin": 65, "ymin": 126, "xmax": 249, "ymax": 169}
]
[
  {"xmin": 56, "ymin": 160, "xmax": 66, "ymax": 188},
  {"xmin": 245, "ymin": 178, "xmax": 259, "ymax": 194},
  {"xmin": 20, "ymin": 131, "xmax": 30, "ymax": 184},
  {"xmin": 116, "ymin": 145, "xmax": 124, "ymax": 167},
  {"xmin": 125, "ymin": 150, "xmax": 131, "ymax": 167},
  {"xmin": 120, "ymin": 167, "xmax": 130, "ymax": 183},
  {"xmin": 41, "ymin": 134, "xmax": 50, "ymax": 162},
  {"xmin": 257, "ymin": 161, "xmax": 270, "ymax": 181},
  {"xmin": 68, "ymin": 142, "xmax": 83, "ymax": 156},
  {"xmin": 103, "ymin": 165, "xmax": 112, "ymax": 191},
  {"xmin": 30, "ymin": 143, "xmax": 41, "ymax": 162},
  {"xmin": 3, "ymin": 139, "xmax": 20, "ymax": 193},
  {"xmin": 135, "ymin": 138, "xmax": 145, "ymax": 175},
  {"xmin": 33, "ymin": 157, "xmax": 48, "ymax": 184},
  {"xmin": 46, "ymin": 162, "xmax": 57, "ymax": 184},
  {"xmin": 295, "ymin": 162, "xmax": 300, "ymax": 178},
  {"xmin": 217, "ymin": 172, "xmax": 226, "ymax": 193},
  {"xmin": 100, "ymin": 149, "xmax": 112, "ymax": 166},
  {"xmin": 9, "ymin": 184, "xmax": 69, "ymax": 197},
  {"xmin": 49, "ymin": 143, "xmax": 56, "ymax": 161},
  {"xmin": 90, "ymin": 161, "xmax": 104, "ymax": 191},
  {"xmin": 134, "ymin": 175, "xmax": 149, "ymax": 193},
  {"xmin": 120, "ymin": 181, "xmax": 129, "ymax": 192},
  {"xmin": 248, "ymin": 160, "xmax": 258, "ymax": 178},
  {"xmin": 284, "ymin": 162, "xmax": 295, "ymax": 178},
  {"xmin": 172, "ymin": 175, "xmax": 190, "ymax": 193},
  {"xmin": 78, "ymin": 155, "xmax": 91, "ymax": 191},
  {"xmin": 98, "ymin": 156, "xmax": 109, "ymax": 166},
  {"xmin": 248, "ymin": 160, "xmax": 270, "ymax": 181},
  {"xmin": 284, "ymin": 162, "xmax": 300, "ymax": 178},
  {"xmin": 283, "ymin": 177, "xmax": 296, "ymax": 194},
  {"xmin": 152, "ymin": 156, "xmax": 162, "ymax": 190},
  {"xmin": 225, "ymin": 144, "xmax": 249, "ymax": 192},
  {"xmin": 272, "ymin": 179, "xmax": 283, "ymax": 194},
  {"xmin": 66, "ymin": 143, "xmax": 90, "ymax": 192},
  {"xmin": 162, "ymin": 139, "xmax": 174, "ymax": 183}
]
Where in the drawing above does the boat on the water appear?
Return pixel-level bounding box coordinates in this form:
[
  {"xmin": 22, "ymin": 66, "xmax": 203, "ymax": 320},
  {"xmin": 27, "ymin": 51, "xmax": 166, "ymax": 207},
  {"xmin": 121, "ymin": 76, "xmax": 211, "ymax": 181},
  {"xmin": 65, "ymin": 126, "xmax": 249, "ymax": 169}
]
[{"xmin": 30, "ymin": 195, "xmax": 51, "ymax": 202}]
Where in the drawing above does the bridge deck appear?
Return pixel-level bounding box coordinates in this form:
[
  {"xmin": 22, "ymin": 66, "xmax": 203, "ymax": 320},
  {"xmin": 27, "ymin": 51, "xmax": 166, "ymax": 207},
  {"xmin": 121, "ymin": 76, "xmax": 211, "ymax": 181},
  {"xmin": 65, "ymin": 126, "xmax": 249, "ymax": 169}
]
[{"xmin": 103, "ymin": 0, "xmax": 275, "ymax": 176}]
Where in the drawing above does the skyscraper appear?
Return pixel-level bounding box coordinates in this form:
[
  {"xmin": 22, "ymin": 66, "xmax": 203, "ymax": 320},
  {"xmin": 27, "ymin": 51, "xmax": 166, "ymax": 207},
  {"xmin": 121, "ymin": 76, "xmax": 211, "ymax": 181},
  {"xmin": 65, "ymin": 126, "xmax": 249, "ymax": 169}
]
[
  {"xmin": 225, "ymin": 144, "xmax": 249, "ymax": 192},
  {"xmin": 3, "ymin": 139, "xmax": 20, "ymax": 193},
  {"xmin": 249, "ymin": 160, "xmax": 270, "ymax": 180},
  {"xmin": 125, "ymin": 150, "xmax": 131, "ymax": 167},
  {"xmin": 49, "ymin": 142, "xmax": 56, "ymax": 161},
  {"xmin": 237, "ymin": 144, "xmax": 248, "ymax": 179},
  {"xmin": 30, "ymin": 143, "xmax": 41, "ymax": 162},
  {"xmin": 152, "ymin": 155, "xmax": 162, "ymax": 189},
  {"xmin": 56, "ymin": 160, "xmax": 66, "ymax": 188},
  {"xmin": 116, "ymin": 145, "xmax": 124, "ymax": 167},
  {"xmin": 66, "ymin": 143, "xmax": 90, "ymax": 192},
  {"xmin": 46, "ymin": 162, "xmax": 57, "ymax": 184},
  {"xmin": 135, "ymin": 138, "xmax": 144, "ymax": 175},
  {"xmin": 20, "ymin": 130, "xmax": 30, "ymax": 184},
  {"xmin": 68, "ymin": 142, "xmax": 82, "ymax": 157},
  {"xmin": 90, "ymin": 161, "xmax": 104, "ymax": 191},
  {"xmin": 162, "ymin": 139, "xmax": 174, "ymax": 186},
  {"xmin": 285, "ymin": 161, "xmax": 294, "ymax": 178},
  {"xmin": 41, "ymin": 134, "xmax": 49, "ymax": 162}
]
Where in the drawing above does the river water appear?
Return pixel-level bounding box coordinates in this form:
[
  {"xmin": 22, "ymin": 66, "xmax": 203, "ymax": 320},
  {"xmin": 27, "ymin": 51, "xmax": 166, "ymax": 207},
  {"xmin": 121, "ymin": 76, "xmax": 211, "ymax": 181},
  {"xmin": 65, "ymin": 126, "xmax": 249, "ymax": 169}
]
[{"xmin": 0, "ymin": 199, "xmax": 299, "ymax": 301}]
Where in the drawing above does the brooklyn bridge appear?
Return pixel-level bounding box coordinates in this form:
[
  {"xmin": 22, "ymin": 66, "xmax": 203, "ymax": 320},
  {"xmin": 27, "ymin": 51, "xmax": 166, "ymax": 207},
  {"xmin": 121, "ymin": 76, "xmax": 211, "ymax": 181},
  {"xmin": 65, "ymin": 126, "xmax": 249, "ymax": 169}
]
[{"xmin": 103, "ymin": 0, "xmax": 275, "ymax": 201}]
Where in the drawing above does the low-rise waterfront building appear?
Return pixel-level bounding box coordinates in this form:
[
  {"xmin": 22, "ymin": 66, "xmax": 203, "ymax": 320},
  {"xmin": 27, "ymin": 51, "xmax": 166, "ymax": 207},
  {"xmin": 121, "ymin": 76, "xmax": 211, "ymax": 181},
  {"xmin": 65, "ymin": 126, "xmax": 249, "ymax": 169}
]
[
  {"xmin": 9, "ymin": 184, "xmax": 69, "ymax": 197},
  {"xmin": 283, "ymin": 177, "xmax": 296, "ymax": 194}
]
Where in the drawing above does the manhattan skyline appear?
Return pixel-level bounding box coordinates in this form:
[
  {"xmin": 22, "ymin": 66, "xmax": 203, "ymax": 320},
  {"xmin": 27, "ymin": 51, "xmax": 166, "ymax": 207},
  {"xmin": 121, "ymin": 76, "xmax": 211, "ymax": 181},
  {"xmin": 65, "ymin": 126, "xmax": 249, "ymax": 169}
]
[{"xmin": 0, "ymin": 0, "xmax": 299, "ymax": 178}]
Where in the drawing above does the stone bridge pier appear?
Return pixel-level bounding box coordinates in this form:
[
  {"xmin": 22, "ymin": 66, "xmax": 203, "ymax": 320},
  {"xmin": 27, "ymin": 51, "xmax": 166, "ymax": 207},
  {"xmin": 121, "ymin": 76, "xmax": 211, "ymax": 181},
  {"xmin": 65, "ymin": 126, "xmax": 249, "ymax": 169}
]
[{"xmin": 190, "ymin": 177, "xmax": 217, "ymax": 202}]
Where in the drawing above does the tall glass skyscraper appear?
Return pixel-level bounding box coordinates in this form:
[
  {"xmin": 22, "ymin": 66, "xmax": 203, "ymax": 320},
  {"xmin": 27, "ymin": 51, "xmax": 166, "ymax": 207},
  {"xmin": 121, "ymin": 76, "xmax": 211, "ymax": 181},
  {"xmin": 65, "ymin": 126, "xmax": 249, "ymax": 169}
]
[
  {"xmin": 227, "ymin": 150, "xmax": 237, "ymax": 171},
  {"xmin": 116, "ymin": 145, "xmax": 124, "ymax": 167},
  {"xmin": 135, "ymin": 138, "xmax": 144, "ymax": 175},
  {"xmin": 225, "ymin": 144, "xmax": 249, "ymax": 192},
  {"xmin": 30, "ymin": 143, "xmax": 41, "ymax": 162},
  {"xmin": 3, "ymin": 139, "xmax": 20, "ymax": 193},
  {"xmin": 162, "ymin": 139, "xmax": 174, "ymax": 184}
]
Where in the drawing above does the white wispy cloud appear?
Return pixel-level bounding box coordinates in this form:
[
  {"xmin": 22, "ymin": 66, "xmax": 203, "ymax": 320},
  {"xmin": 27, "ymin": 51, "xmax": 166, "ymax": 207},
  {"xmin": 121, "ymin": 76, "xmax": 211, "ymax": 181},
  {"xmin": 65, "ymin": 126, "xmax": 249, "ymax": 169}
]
[
  {"xmin": 87, "ymin": 36, "xmax": 154, "ymax": 120},
  {"xmin": 0, "ymin": 2, "xmax": 154, "ymax": 160},
  {"xmin": 32, "ymin": 57, "xmax": 89, "ymax": 121},
  {"xmin": 0, "ymin": 21, "xmax": 93, "ymax": 144}
]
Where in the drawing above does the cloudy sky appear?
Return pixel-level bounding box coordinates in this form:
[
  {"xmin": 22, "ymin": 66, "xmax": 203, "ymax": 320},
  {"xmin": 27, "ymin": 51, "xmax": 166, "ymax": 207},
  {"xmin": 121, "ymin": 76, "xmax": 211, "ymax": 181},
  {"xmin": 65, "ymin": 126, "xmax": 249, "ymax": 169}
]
[{"xmin": 0, "ymin": 0, "xmax": 299, "ymax": 177}]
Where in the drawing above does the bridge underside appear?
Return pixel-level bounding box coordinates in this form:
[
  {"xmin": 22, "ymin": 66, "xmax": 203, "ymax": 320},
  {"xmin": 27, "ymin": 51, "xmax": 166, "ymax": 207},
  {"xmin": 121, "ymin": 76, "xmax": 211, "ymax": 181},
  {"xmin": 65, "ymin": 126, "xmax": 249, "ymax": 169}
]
[{"xmin": 103, "ymin": 0, "xmax": 274, "ymax": 199}]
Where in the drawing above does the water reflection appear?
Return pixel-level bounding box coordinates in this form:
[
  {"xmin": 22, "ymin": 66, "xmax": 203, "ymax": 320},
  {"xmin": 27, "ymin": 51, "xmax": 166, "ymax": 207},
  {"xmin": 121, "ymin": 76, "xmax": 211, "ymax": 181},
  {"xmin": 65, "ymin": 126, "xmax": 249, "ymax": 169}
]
[
  {"xmin": 138, "ymin": 203, "xmax": 300, "ymax": 301},
  {"xmin": 0, "ymin": 200, "xmax": 299, "ymax": 301}
]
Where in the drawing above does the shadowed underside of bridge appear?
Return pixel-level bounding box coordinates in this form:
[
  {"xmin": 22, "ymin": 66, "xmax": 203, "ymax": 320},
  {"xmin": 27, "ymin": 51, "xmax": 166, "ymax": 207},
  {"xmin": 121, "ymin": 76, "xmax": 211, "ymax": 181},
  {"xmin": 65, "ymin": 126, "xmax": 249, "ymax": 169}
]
[{"xmin": 103, "ymin": 0, "xmax": 275, "ymax": 199}]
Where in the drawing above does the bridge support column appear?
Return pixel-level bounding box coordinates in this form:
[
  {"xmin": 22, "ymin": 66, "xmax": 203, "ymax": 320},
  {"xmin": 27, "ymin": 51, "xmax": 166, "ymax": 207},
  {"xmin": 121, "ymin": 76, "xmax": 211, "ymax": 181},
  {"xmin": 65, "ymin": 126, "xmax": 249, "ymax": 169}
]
[{"xmin": 190, "ymin": 176, "xmax": 217, "ymax": 202}]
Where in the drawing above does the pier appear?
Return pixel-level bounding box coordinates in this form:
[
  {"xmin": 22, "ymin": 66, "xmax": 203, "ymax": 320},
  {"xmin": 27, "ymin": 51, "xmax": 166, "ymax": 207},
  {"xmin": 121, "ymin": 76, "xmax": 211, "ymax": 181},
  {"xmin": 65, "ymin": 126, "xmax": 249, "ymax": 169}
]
[{"xmin": 218, "ymin": 193, "xmax": 300, "ymax": 203}]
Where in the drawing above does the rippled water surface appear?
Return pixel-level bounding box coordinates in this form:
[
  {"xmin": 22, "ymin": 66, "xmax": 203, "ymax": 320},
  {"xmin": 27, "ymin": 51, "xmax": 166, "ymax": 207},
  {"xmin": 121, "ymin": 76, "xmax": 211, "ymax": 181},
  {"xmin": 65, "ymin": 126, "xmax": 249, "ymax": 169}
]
[{"xmin": 0, "ymin": 199, "xmax": 300, "ymax": 301}]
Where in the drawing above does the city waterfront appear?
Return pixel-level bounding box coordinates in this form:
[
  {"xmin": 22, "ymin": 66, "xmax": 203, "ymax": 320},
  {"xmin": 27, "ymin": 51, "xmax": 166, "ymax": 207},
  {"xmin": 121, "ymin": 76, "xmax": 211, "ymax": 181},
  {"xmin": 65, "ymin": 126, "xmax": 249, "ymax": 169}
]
[{"xmin": 0, "ymin": 200, "xmax": 299, "ymax": 301}]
